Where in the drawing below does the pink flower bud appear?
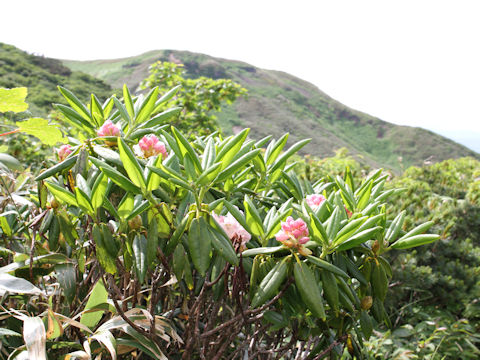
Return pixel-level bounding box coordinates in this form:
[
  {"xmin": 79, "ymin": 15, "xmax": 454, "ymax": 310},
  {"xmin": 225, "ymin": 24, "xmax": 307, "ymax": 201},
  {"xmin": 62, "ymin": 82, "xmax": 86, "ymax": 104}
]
[
  {"xmin": 57, "ymin": 144, "xmax": 72, "ymax": 161},
  {"xmin": 212, "ymin": 211, "xmax": 251, "ymax": 251},
  {"xmin": 138, "ymin": 134, "xmax": 168, "ymax": 159},
  {"xmin": 275, "ymin": 216, "xmax": 309, "ymax": 246},
  {"xmin": 306, "ymin": 194, "xmax": 326, "ymax": 210},
  {"xmin": 97, "ymin": 120, "xmax": 120, "ymax": 137}
]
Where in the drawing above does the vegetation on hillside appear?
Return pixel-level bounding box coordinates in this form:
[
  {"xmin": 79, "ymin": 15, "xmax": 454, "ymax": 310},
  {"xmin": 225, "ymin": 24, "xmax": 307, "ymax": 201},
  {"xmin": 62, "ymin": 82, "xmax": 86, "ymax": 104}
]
[
  {"xmin": 140, "ymin": 61, "xmax": 246, "ymax": 136},
  {"xmin": 64, "ymin": 49, "xmax": 479, "ymax": 170},
  {"xmin": 0, "ymin": 43, "xmax": 112, "ymax": 116}
]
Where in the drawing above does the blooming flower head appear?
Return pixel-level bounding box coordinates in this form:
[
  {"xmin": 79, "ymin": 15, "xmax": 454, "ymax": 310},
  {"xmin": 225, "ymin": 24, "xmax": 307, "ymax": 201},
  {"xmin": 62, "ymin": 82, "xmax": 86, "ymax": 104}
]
[
  {"xmin": 306, "ymin": 194, "xmax": 326, "ymax": 210},
  {"xmin": 57, "ymin": 144, "xmax": 72, "ymax": 161},
  {"xmin": 275, "ymin": 216, "xmax": 311, "ymax": 256},
  {"xmin": 212, "ymin": 211, "xmax": 251, "ymax": 251},
  {"xmin": 97, "ymin": 120, "xmax": 120, "ymax": 137},
  {"xmin": 137, "ymin": 134, "xmax": 168, "ymax": 159}
]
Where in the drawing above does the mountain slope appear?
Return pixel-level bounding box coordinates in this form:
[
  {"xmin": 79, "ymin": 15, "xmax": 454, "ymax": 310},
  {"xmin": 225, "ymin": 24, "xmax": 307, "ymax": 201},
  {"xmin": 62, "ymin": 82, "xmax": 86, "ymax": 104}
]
[
  {"xmin": 0, "ymin": 43, "xmax": 112, "ymax": 116},
  {"xmin": 64, "ymin": 50, "xmax": 479, "ymax": 169}
]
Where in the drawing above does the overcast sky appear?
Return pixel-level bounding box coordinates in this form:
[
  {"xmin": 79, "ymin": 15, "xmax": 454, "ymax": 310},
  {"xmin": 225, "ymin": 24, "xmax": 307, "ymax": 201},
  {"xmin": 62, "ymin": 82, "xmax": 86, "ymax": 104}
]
[{"xmin": 2, "ymin": 0, "xmax": 479, "ymax": 151}]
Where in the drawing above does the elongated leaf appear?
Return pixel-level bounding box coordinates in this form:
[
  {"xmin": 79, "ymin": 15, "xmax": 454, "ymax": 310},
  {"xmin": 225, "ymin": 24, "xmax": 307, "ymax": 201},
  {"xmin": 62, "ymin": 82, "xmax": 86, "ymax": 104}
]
[
  {"xmin": 35, "ymin": 155, "xmax": 78, "ymax": 181},
  {"xmin": 55, "ymin": 264, "xmax": 76, "ymax": 304},
  {"xmin": 251, "ymin": 259, "xmax": 288, "ymax": 308},
  {"xmin": 118, "ymin": 138, "xmax": 146, "ymax": 189},
  {"xmin": 187, "ymin": 217, "xmax": 211, "ymax": 276},
  {"xmin": 0, "ymin": 273, "xmax": 44, "ymax": 295},
  {"xmin": 123, "ymin": 85, "xmax": 135, "ymax": 120},
  {"xmin": 294, "ymin": 262, "xmax": 326, "ymax": 319},
  {"xmin": 215, "ymin": 149, "xmax": 261, "ymax": 183},
  {"xmin": 140, "ymin": 107, "xmax": 182, "ymax": 129},
  {"xmin": 215, "ymin": 128, "xmax": 249, "ymax": 170},
  {"xmin": 23, "ymin": 317, "xmax": 47, "ymax": 360},
  {"xmin": 269, "ymin": 138, "xmax": 310, "ymax": 173},
  {"xmin": 306, "ymin": 256, "xmax": 349, "ymax": 278},
  {"xmin": 135, "ymin": 87, "xmax": 159, "ymax": 125},
  {"xmin": 133, "ymin": 234, "xmax": 148, "ymax": 283},
  {"xmin": 391, "ymin": 234, "xmax": 440, "ymax": 249},
  {"xmin": 90, "ymin": 157, "xmax": 140, "ymax": 194},
  {"xmin": 45, "ymin": 182, "xmax": 78, "ymax": 207},
  {"xmin": 58, "ymin": 86, "xmax": 91, "ymax": 123},
  {"xmin": 171, "ymin": 126, "xmax": 202, "ymax": 172}
]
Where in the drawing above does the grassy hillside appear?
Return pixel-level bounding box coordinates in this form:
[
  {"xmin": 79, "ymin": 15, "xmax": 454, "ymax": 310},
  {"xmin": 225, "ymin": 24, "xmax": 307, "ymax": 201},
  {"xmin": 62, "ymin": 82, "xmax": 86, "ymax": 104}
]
[
  {"xmin": 57, "ymin": 50, "xmax": 480, "ymax": 169},
  {"xmin": 0, "ymin": 43, "xmax": 112, "ymax": 116}
]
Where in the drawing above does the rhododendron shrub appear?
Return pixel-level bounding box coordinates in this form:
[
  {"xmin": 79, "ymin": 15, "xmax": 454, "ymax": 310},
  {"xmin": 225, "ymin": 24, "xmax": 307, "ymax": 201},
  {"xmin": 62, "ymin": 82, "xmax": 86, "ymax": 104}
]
[{"xmin": 0, "ymin": 85, "xmax": 439, "ymax": 359}]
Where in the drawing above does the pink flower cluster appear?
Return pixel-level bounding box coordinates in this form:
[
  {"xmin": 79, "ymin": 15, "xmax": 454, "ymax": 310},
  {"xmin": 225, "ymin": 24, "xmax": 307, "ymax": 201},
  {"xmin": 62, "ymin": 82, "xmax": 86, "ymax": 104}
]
[
  {"xmin": 138, "ymin": 134, "xmax": 168, "ymax": 159},
  {"xmin": 97, "ymin": 120, "xmax": 120, "ymax": 137},
  {"xmin": 212, "ymin": 212, "xmax": 251, "ymax": 251},
  {"xmin": 306, "ymin": 194, "xmax": 326, "ymax": 210},
  {"xmin": 57, "ymin": 144, "xmax": 72, "ymax": 161},
  {"xmin": 276, "ymin": 216, "xmax": 309, "ymax": 245},
  {"xmin": 276, "ymin": 216, "xmax": 311, "ymax": 255}
]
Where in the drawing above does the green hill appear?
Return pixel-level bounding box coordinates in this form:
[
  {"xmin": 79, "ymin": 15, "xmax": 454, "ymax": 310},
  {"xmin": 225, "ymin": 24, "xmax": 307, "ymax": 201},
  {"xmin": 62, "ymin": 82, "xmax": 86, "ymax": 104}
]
[
  {"xmin": 64, "ymin": 50, "xmax": 478, "ymax": 170},
  {"xmin": 0, "ymin": 43, "xmax": 112, "ymax": 116}
]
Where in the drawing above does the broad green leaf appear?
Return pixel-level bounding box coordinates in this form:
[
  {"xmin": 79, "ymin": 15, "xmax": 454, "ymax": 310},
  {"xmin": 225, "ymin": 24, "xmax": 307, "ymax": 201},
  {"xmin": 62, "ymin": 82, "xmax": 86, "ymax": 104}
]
[
  {"xmin": 0, "ymin": 87, "xmax": 28, "ymax": 113},
  {"xmin": 80, "ymin": 280, "xmax": 108, "ymax": 328},
  {"xmin": 17, "ymin": 118, "xmax": 67, "ymax": 145}
]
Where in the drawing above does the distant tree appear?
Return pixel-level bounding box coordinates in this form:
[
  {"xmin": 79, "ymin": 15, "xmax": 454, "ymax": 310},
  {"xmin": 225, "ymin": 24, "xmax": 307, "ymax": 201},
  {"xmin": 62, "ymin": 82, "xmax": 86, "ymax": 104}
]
[{"xmin": 140, "ymin": 61, "xmax": 247, "ymax": 136}]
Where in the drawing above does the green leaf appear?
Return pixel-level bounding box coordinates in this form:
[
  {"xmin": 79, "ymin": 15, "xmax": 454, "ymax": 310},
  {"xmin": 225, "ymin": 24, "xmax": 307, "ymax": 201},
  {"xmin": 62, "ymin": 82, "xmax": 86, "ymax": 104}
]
[
  {"xmin": 80, "ymin": 280, "xmax": 108, "ymax": 328},
  {"xmin": 265, "ymin": 134, "xmax": 288, "ymax": 166},
  {"xmin": 215, "ymin": 128, "xmax": 249, "ymax": 170},
  {"xmin": 17, "ymin": 118, "xmax": 67, "ymax": 145},
  {"xmin": 135, "ymin": 87, "xmax": 159, "ymax": 125},
  {"xmin": 35, "ymin": 155, "xmax": 78, "ymax": 181},
  {"xmin": 171, "ymin": 126, "xmax": 202, "ymax": 172},
  {"xmin": 58, "ymin": 86, "xmax": 91, "ymax": 123},
  {"xmin": 251, "ymin": 258, "xmax": 288, "ymax": 308},
  {"xmin": 118, "ymin": 137, "xmax": 146, "ymax": 189},
  {"xmin": 123, "ymin": 84, "xmax": 135, "ymax": 120},
  {"xmin": 390, "ymin": 234, "xmax": 440, "ymax": 249},
  {"xmin": 241, "ymin": 246, "xmax": 284, "ymax": 257},
  {"xmin": 0, "ymin": 87, "xmax": 28, "ymax": 113},
  {"xmin": 294, "ymin": 262, "xmax": 326, "ymax": 320},
  {"xmin": 215, "ymin": 149, "xmax": 261, "ymax": 183},
  {"xmin": 269, "ymin": 138, "xmax": 311, "ymax": 173},
  {"xmin": 187, "ymin": 217, "xmax": 212, "ymax": 276},
  {"xmin": 45, "ymin": 182, "xmax": 78, "ymax": 207},
  {"xmin": 133, "ymin": 234, "xmax": 148, "ymax": 283},
  {"xmin": 244, "ymin": 195, "xmax": 265, "ymax": 239},
  {"xmin": 306, "ymin": 256, "xmax": 349, "ymax": 278},
  {"xmin": 91, "ymin": 173, "xmax": 109, "ymax": 209},
  {"xmin": 118, "ymin": 193, "xmax": 135, "ymax": 220},
  {"xmin": 90, "ymin": 157, "xmax": 141, "ymax": 194},
  {"xmin": 55, "ymin": 264, "xmax": 76, "ymax": 304},
  {"xmin": 0, "ymin": 153, "xmax": 22, "ymax": 171}
]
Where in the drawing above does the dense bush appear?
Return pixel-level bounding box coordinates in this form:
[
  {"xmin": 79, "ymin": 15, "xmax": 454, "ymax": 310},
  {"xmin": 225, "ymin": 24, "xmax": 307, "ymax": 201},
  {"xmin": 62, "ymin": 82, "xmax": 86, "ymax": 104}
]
[{"xmin": 0, "ymin": 86, "xmax": 439, "ymax": 359}]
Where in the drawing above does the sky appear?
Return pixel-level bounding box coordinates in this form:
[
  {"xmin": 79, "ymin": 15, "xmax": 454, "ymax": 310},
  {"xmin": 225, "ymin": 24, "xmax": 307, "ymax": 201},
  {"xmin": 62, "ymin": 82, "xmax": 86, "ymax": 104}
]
[{"xmin": 1, "ymin": 0, "xmax": 479, "ymax": 151}]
